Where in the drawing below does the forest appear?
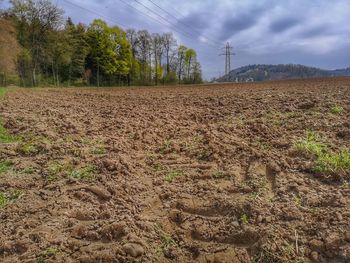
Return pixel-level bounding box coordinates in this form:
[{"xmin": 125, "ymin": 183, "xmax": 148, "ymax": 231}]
[{"xmin": 0, "ymin": 0, "xmax": 203, "ymax": 87}]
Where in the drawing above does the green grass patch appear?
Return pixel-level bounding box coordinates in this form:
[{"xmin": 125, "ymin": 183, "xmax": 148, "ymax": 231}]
[
  {"xmin": 0, "ymin": 190, "xmax": 23, "ymax": 208},
  {"xmin": 0, "ymin": 160, "xmax": 13, "ymax": 175},
  {"xmin": 36, "ymin": 247, "xmax": 59, "ymax": 263},
  {"xmin": 294, "ymin": 131, "xmax": 327, "ymax": 157},
  {"xmin": 160, "ymin": 232, "xmax": 176, "ymax": 251},
  {"xmin": 164, "ymin": 170, "xmax": 185, "ymax": 182},
  {"xmin": 314, "ymin": 149, "xmax": 350, "ymax": 174},
  {"xmin": 295, "ymin": 131, "xmax": 350, "ymax": 177},
  {"xmin": 46, "ymin": 161, "xmax": 75, "ymax": 182},
  {"xmin": 158, "ymin": 140, "xmax": 173, "ymax": 154},
  {"xmin": 0, "ymin": 87, "xmax": 7, "ymax": 97},
  {"xmin": 17, "ymin": 141, "xmax": 38, "ymax": 155},
  {"xmin": 0, "ymin": 120, "xmax": 16, "ymax": 144},
  {"xmin": 70, "ymin": 165, "xmax": 96, "ymax": 180},
  {"xmin": 330, "ymin": 105, "xmax": 344, "ymax": 114},
  {"xmin": 154, "ymin": 225, "xmax": 177, "ymax": 255}
]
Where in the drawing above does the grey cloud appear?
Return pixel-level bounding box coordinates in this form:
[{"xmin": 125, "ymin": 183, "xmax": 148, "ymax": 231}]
[
  {"xmin": 219, "ymin": 15, "xmax": 257, "ymax": 40},
  {"xmin": 177, "ymin": 12, "xmax": 210, "ymax": 31},
  {"xmin": 270, "ymin": 17, "xmax": 300, "ymax": 33},
  {"xmin": 218, "ymin": 5, "xmax": 269, "ymax": 41},
  {"xmin": 299, "ymin": 25, "xmax": 331, "ymax": 38}
]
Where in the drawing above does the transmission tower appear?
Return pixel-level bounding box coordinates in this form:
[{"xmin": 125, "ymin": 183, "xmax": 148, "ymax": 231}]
[{"xmin": 219, "ymin": 43, "xmax": 235, "ymax": 77}]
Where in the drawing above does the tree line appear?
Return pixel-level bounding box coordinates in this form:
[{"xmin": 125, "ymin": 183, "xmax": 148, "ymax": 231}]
[{"xmin": 0, "ymin": 0, "xmax": 203, "ymax": 87}]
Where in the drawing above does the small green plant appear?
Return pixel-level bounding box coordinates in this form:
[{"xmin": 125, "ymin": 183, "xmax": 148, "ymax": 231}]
[
  {"xmin": 152, "ymin": 162, "xmax": 166, "ymax": 172},
  {"xmin": 154, "ymin": 225, "xmax": 177, "ymax": 255},
  {"xmin": 0, "ymin": 190, "xmax": 23, "ymax": 208},
  {"xmin": 0, "ymin": 160, "xmax": 13, "ymax": 175},
  {"xmin": 240, "ymin": 214, "xmax": 249, "ymax": 224},
  {"xmin": 70, "ymin": 165, "xmax": 95, "ymax": 180},
  {"xmin": 17, "ymin": 141, "xmax": 38, "ymax": 155},
  {"xmin": 330, "ymin": 105, "xmax": 343, "ymax": 114},
  {"xmin": 164, "ymin": 170, "xmax": 185, "ymax": 182},
  {"xmin": 244, "ymin": 177, "xmax": 269, "ymax": 198},
  {"xmin": 212, "ymin": 171, "xmax": 225, "ymax": 179},
  {"xmin": 159, "ymin": 140, "xmax": 173, "ymax": 154},
  {"xmin": 253, "ymin": 138, "xmax": 270, "ymax": 151},
  {"xmin": 0, "ymin": 120, "xmax": 16, "ymax": 144},
  {"xmin": 293, "ymin": 195, "xmax": 302, "ymax": 207},
  {"xmin": 294, "ymin": 131, "xmax": 327, "ymax": 157},
  {"xmin": 196, "ymin": 149, "xmax": 212, "ymax": 161},
  {"xmin": 160, "ymin": 232, "xmax": 176, "ymax": 249},
  {"xmin": 92, "ymin": 147, "xmax": 106, "ymax": 155},
  {"xmin": 36, "ymin": 247, "xmax": 59, "ymax": 263},
  {"xmin": 295, "ymin": 131, "xmax": 350, "ymax": 177},
  {"xmin": 341, "ymin": 180, "xmax": 350, "ymax": 188},
  {"xmin": 47, "ymin": 162, "xmax": 74, "ymax": 182},
  {"xmin": 21, "ymin": 167, "xmax": 35, "ymax": 175},
  {"xmin": 314, "ymin": 148, "xmax": 350, "ymax": 174},
  {"xmin": 0, "ymin": 193, "xmax": 6, "ymax": 208}
]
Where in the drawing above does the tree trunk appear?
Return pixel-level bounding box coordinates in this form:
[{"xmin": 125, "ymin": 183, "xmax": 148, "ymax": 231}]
[
  {"xmin": 97, "ymin": 60, "xmax": 100, "ymax": 87},
  {"xmin": 166, "ymin": 49, "xmax": 170, "ymax": 76},
  {"xmin": 68, "ymin": 63, "xmax": 72, "ymax": 86}
]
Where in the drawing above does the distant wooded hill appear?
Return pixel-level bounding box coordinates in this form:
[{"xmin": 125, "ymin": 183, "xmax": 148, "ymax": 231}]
[{"xmin": 214, "ymin": 64, "xmax": 350, "ymax": 82}]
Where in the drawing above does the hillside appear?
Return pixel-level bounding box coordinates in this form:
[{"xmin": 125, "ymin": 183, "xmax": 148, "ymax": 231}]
[{"xmin": 214, "ymin": 64, "xmax": 350, "ymax": 82}]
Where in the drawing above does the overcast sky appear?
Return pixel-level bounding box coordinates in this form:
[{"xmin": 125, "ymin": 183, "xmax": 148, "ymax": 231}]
[{"xmin": 3, "ymin": 0, "xmax": 350, "ymax": 79}]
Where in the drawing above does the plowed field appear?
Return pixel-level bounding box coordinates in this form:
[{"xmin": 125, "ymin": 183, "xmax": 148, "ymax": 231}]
[{"xmin": 1, "ymin": 77, "xmax": 350, "ymax": 262}]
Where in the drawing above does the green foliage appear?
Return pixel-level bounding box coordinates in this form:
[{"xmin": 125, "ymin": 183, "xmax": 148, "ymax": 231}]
[
  {"xmin": 70, "ymin": 165, "xmax": 96, "ymax": 180},
  {"xmin": 17, "ymin": 141, "xmax": 39, "ymax": 155},
  {"xmin": 212, "ymin": 171, "xmax": 225, "ymax": 179},
  {"xmin": 158, "ymin": 140, "xmax": 173, "ymax": 154},
  {"xmin": 294, "ymin": 131, "xmax": 327, "ymax": 157},
  {"xmin": 164, "ymin": 170, "xmax": 185, "ymax": 183},
  {"xmin": 0, "ymin": 190, "xmax": 23, "ymax": 209},
  {"xmin": 0, "ymin": 160, "xmax": 13, "ymax": 175},
  {"xmin": 295, "ymin": 131, "xmax": 350, "ymax": 176},
  {"xmin": 155, "ymin": 225, "xmax": 177, "ymax": 255},
  {"xmin": 5, "ymin": 1, "xmax": 202, "ymax": 87},
  {"xmin": 240, "ymin": 214, "xmax": 249, "ymax": 224},
  {"xmin": 215, "ymin": 64, "xmax": 339, "ymax": 83},
  {"xmin": 160, "ymin": 233, "xmax": 176, "ymax": 250},
  {"xmin": 86, "ymin": 19, "xmax": 131, "ymax": 85},
  {"xmin": 36, "ymin": 247, "xmax": 59, "ymax": 263},
  {"xmin": 330, "ymin": 105, "xmax": 343, "ymax": 114},
  {"xmin": 0, "ymin": 120, "xmax": 16, "ymax": 143},
  {"xmin": 0, "ymin": 87, "xmax": 7, "ymax": 97},
  {"xmin": 314, "ymin": 149, "xmax": 350, "ymax": 174},
  {"xmin": 244, "ymin": 177, "xmax": 270, "ymax": 198}
]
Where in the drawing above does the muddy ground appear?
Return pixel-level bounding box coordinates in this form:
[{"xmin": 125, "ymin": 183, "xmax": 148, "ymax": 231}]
[{"xmin": 0, "ymin": 78, "xmax": 350, "ymax": 263}]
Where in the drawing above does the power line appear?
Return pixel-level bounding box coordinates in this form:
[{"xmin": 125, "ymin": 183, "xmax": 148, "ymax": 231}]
[
  {"xmin": 134, "ymin": 0, "xmax": 216, "ymax": 47},
  {"xmin": 63, "ymin": 0, "xmax": 219, "ymax": 50},
  {"xmin": 133, "ymin": 0, "xmax": 193, "ymax": 36},
  {"xmin": 130, "ymin": 0, "xmax": 218, "ymax": 48},
  {"xmin": 117, "ymin": 0, "xmax": 195, "ymax": 40},
  {"xmin": 61, "ymin": 0, "xmax": 218, "ymax": 63},
  {"xmin": 145, "ymin": 0, "xmax": 222, "ymax": 46},
  {"xmin": 62, "ymin": 0, "xmax": 128, "ymax": 28}
]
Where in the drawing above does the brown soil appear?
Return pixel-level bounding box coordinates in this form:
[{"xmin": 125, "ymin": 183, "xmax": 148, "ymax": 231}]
[{"xmin": 1, "ymin": 77, "xmax": 350, "ymax": 263}]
